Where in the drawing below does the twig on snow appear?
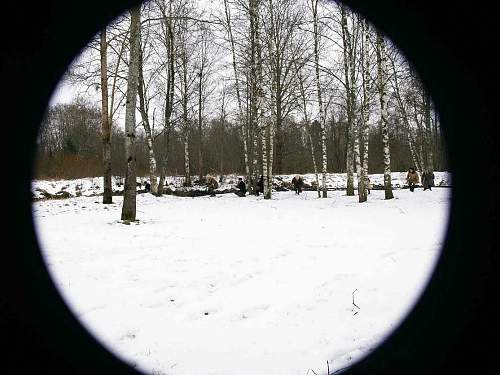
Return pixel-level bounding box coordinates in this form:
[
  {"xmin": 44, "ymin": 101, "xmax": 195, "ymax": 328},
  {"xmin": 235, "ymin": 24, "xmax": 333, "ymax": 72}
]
[
  {"xmin": 352, "ymin": 289, "xmax": 360, "ymax": 310},
  {"xmin": 331, "ymin": 366, "xmax": 350, "ymax": 374}
]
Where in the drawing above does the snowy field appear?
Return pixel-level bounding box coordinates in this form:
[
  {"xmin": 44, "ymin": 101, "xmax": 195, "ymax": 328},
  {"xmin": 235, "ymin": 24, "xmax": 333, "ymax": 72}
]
[{"xmin": 33, "ymin": 188, "xmax": 451, "ymax": 375}]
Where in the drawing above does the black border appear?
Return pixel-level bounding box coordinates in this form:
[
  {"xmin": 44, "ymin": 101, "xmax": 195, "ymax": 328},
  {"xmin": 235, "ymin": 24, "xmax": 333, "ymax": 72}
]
[{"xmin": 3, "ymin": 1, "xmax": 495, "ymax": 374}]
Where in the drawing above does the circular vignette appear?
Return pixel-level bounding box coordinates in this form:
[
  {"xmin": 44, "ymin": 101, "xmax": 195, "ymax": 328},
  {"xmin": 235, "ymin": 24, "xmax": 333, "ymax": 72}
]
[{"xmin": 5, "ymin": 1, "xmax": 493, "ymax": 375}]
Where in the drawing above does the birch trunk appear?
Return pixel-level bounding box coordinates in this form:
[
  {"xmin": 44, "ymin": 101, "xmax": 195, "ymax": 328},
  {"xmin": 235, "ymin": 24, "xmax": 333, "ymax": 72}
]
[
  {"xmin": 311, "ymin": 0, "xmax": 327, "ymax": 197},
  {"xmin": 138, "ymin": 45, "xmax": 158, "ymax": 195},
  {"xmin": 296, "ymin": 62, "xmax": 320, "ymax": 198},
  {"xmin": 198, "ymin": 71, "xmax": 204, "ymax": 181},
  {"xmin": 256, "ymin": 0, "xmax": 265, "ymax": 197},
  {"xmin": 157, "ymin": 4, "xmax": 175, "ymax": 195},
  {"xmin": 266, "ymin": 120, "xmax": 274, "ymax": 199},
  {"xmin": 181, "ymin": 36, "xmax": 191, "ymax": 187},
  {"xmin": 249, "ymin": 0, "xmax": 263, "ymax": 195},
  {"xmin": 424, "ymin": 91, "xmax": 434, "ymax": 172},
  {"xmin": 390, "ymin": 55, "xmax": 420, "ymax": 172},
  {"xmin": 358, "ymin": 19, "xmax": 370, "ymax": 203},
  {"xmin": 376, "ymin": 30, "xmax": 394, "ymax": 200},
  {"xmin": 184, "ymin": 132, "xmax": 191, "ymax": 186},
  {"xmin": 408, "ymin": 128, "xmax": 421, "ymax": 171},
  {"xmin": 100, "ymin": 28, "xmax": 113, "ymax": 204},
  {"xmin": 265, "ymin": 0, "xmax": 276, "ymax": 199},
  {"xmin": 262, "ymin": 121, "xmax": 269, "ymax": 198},
  {"xmin": 121, "ymin": 6, "xmax": 141, "ymax": 221},
  {"xmin": 223, "ymin": 0, "xmax": 249, "ymax": 182},
  {"xmin": 413, "ymin": 97, "xmax": 426, "ymax": 171},
  {"xmin": 340, "ymin": 5, "xmax": 355, "ymax": 196},
  {"xmin": 433, "ymin": 109, "xmax": 439, "ymax": 170},
  {"xmin": 352, "ymin": 51, "xmax": 361, "ymax": 199},
  {"xmin": 309, "ymin": 127, "xmax": 321, "ymax": 198}
]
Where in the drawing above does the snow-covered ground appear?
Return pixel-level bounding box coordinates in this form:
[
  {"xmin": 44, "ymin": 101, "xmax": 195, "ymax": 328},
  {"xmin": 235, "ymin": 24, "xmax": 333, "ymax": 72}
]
[
  {"xmin": 31, "ymin": 171, "xmax": 451, "ymax": 199},
  {"xmin": 33, "ymin": 188, "xmax": 450, "ymax": 375}
]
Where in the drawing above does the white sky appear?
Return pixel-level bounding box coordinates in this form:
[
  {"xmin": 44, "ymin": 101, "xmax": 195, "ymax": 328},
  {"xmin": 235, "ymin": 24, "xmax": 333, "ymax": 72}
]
[{"xmin": 47, "ymin": 0, "xmax": 393, "ymax": 132}]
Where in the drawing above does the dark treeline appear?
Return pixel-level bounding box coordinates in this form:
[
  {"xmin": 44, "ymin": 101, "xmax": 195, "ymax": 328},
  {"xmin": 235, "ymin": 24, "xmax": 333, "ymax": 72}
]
[{"xmin": 35, "ymin": 99, "xmax": 447, "ymax": 179}]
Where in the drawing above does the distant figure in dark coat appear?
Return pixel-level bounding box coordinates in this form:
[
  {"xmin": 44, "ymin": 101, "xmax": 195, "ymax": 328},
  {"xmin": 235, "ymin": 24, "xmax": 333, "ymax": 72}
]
[
  {"xmin": 365, "ymin": 177, "xmax": 372, "ymax": 194},
  {"xmin": 421, "ymin": 170, "xmax": 435, "ymax": 191},
  {"xmin": 144, "ymin": 181, "xmax": 151, "ymax": 192},
  {"xmin": 235, "ymin": 177, "xmax": 246, "ymax": 197},
  {"xmin": 256, "ymin": 175, "xmax": 264, "ymax": 196},
  {"xmin": 206, "ymin": 175, "xmax": 218, "ymax": 197},
  {"xmin": 291, "ymin": 175, "xmax": 304, "ymax": 194},
  {"xmin": 406, "ymin": 167, "xmax": 420, "ymax": 192}
]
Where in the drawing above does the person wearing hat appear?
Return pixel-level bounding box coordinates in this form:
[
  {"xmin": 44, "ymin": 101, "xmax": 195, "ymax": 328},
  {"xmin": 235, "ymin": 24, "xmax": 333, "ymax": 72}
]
[{"xmin": 406, "ymin": 167, "xmax": 420, "ymax": 192}]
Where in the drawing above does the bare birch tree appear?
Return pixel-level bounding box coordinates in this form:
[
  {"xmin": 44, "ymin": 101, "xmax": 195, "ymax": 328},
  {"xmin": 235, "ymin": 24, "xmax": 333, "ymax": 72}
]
[
  {"xmin": 121, "ymin": 6, "xmax": 141, "ymax": 221},
  {"xmin": 311, "ymin": 0, "xmax": 327, "ymax": 197},
  {"xmin": 100, "ymin": 28, "xmax": 113, "ymax": 203},
  {"xmin": 137, "ymin": 13, "xmax": 161, "ymax": 195},
  {"xmin": 223, "ymin": 0, "xmax": 250, "ymax": 184},
  {"xmin": 296, "ymin": 59, "xmax": 321, "ymax": 197},
  {"xmin": 340, "ymin": 5, "xmax": 359, "ymax": 197},
  {"xmin": 375, "ymin": 29, "xmax": 394, "ymax": 200},
  {"xmin": 156, "ymin": 0, "xmax": 176, "ymax": 195},
  {"xmin": 358, "ymin": 18, "xmax": 370, "ymax": 203}
]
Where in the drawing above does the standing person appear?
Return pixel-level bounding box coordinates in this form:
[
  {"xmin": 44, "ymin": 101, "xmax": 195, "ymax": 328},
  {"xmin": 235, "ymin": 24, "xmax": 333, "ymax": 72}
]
[
  {"xmin": 206, "ymin": 175, "xmax": 218, "ymax": 197},
  {"xmin": 291, "ymin": 175, "xmax": 304, "ymax": 195},
  {"xmin": 406, "ymin": 167, "xmax": 420, "ymax": 192},
  {"xmin": 365, "ymin": 176, "xmax": 372, "ymax": 194},
  {"xmin": 421, "ymin": 169, "xmax": 435, "ymax": 191},
  {"xmin": 256, "ymin": 175, "xmax": 264, "ymax": 196},
  {"xmin": 235, "ymin": 177, "xmax": 247, "ymax": 197}
]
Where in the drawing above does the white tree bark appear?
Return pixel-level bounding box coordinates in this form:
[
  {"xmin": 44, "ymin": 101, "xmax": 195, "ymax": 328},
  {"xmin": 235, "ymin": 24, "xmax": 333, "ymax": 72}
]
[
  {"xmin": 138, "ymin": 43, "xmax": 158, "ymax": 195},
  {"xmin": 100, "ymin": 28, "xmax": 113, "ymax": 204},
  {"xmin": 249, "ymin": 0, "xmax": 264, "ymax": 195},
  {"xmin": 121, "ymin": 6, "xmax": 141, "ymax": 221},
  {"xmin": 157, "ymin": 1, "xmax": 175, "ymax": 195},
  {"xmin": 358, "ymin": 18, "xmax": 370, "ymax": 203},
  {"xmin": 311, "ymin": 0, "xmax": 327, "ymax": 198},
  {"xmin": 424, "ymin": 91, "xmax": 434, "ymax": 172},
  {"xmin": 376, "ymin": 30, "xmax": 394, "ymax": 200},
  {"xmin": 184, "ymin": 132, "xmax": 191, "ymax": 186},
  {"xmin": 261, "ymin": 121, "xmax": 268, "ymax": 198},
  {"xmin": 389, "ymin": 53, "xmax": 421, "ymax": 172},
  {"xmin": 223, "ymin": 0, "xmax": 250, "ymax": 183},
  {"xmin": 340, "ymin": 5, "xmax": 356, "ymax": 197},
  {"xmin": 180, "ymin": 28, "xmax": 191, "ymax": 187}
]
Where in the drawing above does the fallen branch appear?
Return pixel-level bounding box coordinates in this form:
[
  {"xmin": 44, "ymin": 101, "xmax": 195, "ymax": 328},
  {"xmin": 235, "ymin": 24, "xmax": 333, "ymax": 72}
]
[
  {"xmin": 352, "ymin": 289, "xmax": 360, "ymax": 310},
  {"xmin": 332, "ymin": 366, "xmax": 350, "ymax": 374}
]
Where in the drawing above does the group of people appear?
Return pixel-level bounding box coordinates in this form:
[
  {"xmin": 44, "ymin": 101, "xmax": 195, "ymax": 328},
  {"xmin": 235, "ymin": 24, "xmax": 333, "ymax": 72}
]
[
  {"xmin": 235, "ymin": 175, "xmax": 305, "ymax": 196},
  {"xmin": 406, "ymin": 167, "xmax": 435, "ymax": 191},
  {"xmin": 204, "ymin": 167, "xmax": 435, "ymax": 197},
  {"xmin": 234, "ymin": 175, "xmax": 264, "ymax": 197},
  {"xmin": 145, "ymin": 169, "xmax": 434, "ymax": 197},
  {"xmin": 204, "ymin": 175, "xmax": 261, "ymax": 197}
]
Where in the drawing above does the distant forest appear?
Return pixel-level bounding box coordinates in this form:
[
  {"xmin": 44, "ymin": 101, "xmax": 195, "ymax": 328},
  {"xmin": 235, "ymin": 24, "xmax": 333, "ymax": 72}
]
[
  {"xmin": 35, "ymin": 0, "xmax": 448, "ymax": 192},
  {"xmin": 35, "ymin": 99, "xmax": 447, "ymax": 179}
]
